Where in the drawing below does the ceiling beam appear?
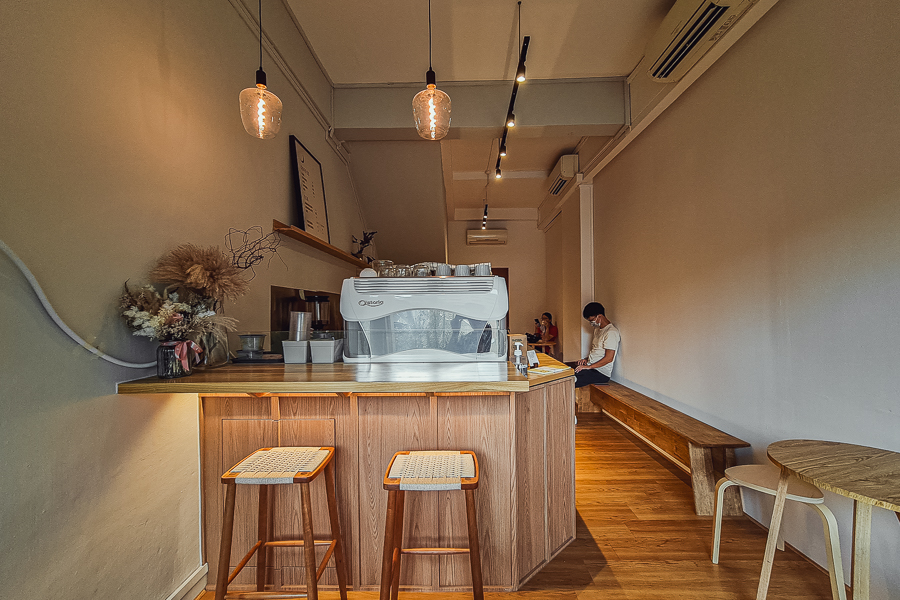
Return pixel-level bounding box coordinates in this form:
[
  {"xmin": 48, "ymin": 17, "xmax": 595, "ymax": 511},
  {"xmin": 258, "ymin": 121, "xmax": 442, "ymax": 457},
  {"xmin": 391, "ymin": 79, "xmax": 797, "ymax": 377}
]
[{"xmin": 334, "ymin": 79, "xmax": 627, "ymax": 141}]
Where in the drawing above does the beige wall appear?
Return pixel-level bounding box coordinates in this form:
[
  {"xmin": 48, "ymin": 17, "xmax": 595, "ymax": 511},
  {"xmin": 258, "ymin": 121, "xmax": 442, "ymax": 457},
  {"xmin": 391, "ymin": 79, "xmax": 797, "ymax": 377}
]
[
  {"xmin": 0, "ymin": 1, "xmax": 361, "ymax": 598},
  {"xmin": 447, "ymin": 221, "xmax": 545, "ymax": 336},
  {"xmin": 590, "ymin": 0, "xmax": 900, "ymax": 596},
  {"xmin": 543, "ymin": 197, "xmax": 585, "ymax": 362}
]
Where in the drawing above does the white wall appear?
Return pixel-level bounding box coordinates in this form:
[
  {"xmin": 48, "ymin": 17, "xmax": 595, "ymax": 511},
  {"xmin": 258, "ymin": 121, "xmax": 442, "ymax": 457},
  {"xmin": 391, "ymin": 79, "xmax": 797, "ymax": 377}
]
[
  {"xmin": 591, "ymin": 0, "xmax": 900, "ymax": 596},
  {"xmin": 0, "ymin": 1, "xmax": 362, "ymax": 598},
  {"xmin": 543, "ymin": 197, "xmax": 585, "ymax": 362},
  {"xmin": 447, "ymin": 220, "xmax": 545, "ymax": 336}
]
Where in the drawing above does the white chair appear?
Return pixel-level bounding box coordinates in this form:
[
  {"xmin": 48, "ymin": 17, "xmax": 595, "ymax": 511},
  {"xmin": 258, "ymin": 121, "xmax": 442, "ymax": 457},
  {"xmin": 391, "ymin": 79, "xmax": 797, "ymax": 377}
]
[{"xmin": 712, "ymin": 463, "xmax": 846, "ymax": 600}]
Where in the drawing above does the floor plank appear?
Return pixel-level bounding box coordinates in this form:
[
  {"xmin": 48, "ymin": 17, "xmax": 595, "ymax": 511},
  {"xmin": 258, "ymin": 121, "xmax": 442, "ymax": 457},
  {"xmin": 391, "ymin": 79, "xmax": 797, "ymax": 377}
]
[{"xmin": 198, "ymin": 413, "xmax": 835, "ymax": 600}]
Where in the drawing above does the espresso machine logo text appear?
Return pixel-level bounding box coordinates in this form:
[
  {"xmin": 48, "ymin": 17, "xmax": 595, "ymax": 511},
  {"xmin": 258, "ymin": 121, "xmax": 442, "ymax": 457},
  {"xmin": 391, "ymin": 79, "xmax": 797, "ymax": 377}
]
[{"xmin": 359, "ymin": 300, "xmax": 384, "ymax": 307}]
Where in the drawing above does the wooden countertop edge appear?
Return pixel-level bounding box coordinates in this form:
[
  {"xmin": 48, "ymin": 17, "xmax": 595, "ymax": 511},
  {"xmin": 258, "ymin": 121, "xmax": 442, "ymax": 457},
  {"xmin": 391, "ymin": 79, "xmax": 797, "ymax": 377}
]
[{"xmin": 116, "ymin": 354, "xmax": 573, "ymax": 395}]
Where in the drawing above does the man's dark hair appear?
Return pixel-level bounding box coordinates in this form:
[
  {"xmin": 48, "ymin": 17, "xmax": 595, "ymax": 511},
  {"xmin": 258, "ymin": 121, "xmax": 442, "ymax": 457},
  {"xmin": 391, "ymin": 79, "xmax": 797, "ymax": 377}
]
[
  {"xmin": 582, "ymin": 302, "xmax": 605, "ymax": 320},
  {"xmin": 542, "ymin": 312, "xmax": 552, "ymax": 322}
]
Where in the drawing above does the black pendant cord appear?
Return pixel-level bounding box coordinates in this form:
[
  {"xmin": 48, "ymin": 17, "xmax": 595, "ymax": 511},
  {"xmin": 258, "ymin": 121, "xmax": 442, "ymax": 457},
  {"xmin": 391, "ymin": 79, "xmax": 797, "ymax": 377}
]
[
  {"xmin": 428, "ymin": 0, "xmax": 433, "ymax": 71},
  {"xmin": 258, "ymin": 0, "xmax": 263, "ymax": 70}
]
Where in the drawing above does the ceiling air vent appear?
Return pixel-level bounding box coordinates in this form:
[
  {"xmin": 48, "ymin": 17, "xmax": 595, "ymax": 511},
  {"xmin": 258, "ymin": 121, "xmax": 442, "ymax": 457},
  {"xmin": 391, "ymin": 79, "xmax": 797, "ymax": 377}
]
[
  {"xmin": 645, "ymin": 0, "xmax": 755, "ymax": 83},
  {"xmin": 466, "ymin": 229, "xmax": 508, "ymax": 246},
  {"xmin": 547, "ymin": 155, "xmax": 579, "ymax": 196}
]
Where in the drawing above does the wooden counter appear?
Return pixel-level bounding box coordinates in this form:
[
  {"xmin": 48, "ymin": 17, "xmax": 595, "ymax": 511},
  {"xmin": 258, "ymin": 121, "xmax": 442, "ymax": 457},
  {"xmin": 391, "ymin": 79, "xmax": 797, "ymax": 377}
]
[
  {"xmin": 117, "ymin": 353, "xmax": 570, "ymax": 394},
  {"xmin": 118, "ymin": 355, "xmax": 575, "ymax": 594}
]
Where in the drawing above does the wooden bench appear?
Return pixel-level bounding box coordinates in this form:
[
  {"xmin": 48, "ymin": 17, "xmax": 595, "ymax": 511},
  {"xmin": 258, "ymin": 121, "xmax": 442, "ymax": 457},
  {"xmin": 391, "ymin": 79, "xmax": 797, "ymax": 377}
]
[{"xmin": 590, "ymin": 382, "xmax": 750, "ymax": 517}]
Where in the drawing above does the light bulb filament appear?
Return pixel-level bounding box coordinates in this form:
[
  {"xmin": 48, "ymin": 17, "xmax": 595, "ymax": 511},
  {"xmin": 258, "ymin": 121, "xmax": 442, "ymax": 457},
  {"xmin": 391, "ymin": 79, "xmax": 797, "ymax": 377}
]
[
  {"xmin": 257, "ymin": 97, "xmax": 266, "ymax": 136},
  {"xmin": 428, "ymin": 97, "xmax": 437, "ymax": 139}
]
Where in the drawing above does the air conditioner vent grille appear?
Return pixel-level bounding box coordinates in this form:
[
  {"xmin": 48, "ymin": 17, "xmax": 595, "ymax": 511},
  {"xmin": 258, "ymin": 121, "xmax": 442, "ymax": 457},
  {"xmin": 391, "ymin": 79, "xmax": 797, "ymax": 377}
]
[{"xmin": 651, "ymin": 2, "xmax": 728, "ymax": 80}]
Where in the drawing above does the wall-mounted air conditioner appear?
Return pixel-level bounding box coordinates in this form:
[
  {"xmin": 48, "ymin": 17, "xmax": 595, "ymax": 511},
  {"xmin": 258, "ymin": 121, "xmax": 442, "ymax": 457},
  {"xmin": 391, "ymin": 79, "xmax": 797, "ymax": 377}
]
[
  {"xmin": 645, "ymin": 0, "xmax": 756, "ymax": 83},
  {"xmin": 466, "ymin": 229, "xmax": 508, "ymax": 246},
  {"xmin": 547, "ymin": 155, "xmax": 579, "ymax": 196}
]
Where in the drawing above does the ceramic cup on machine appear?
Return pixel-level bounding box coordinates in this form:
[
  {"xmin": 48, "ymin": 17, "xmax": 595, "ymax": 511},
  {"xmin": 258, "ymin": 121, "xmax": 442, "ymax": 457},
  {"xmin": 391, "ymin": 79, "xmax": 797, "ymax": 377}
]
[
  {"xmin": 435, "ymin": 263, "xmax": 452, "ymax": 276},
  {"xmin": 371, "ymin": 259, "xmax": 393, "ymax": 276},
  {"xmin": 474, "ymin": 263, "xmax": 492, "ymax": 276},
  {"xmin": 454, "ymin": 264, "xmax": 471, "ymax": 276}
]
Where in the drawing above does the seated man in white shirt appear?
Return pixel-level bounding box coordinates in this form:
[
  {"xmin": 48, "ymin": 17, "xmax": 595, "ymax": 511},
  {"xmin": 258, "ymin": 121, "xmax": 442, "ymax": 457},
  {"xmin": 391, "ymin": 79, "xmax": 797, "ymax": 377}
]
[{"xmin": 574, "ymin": 302, "xmax": 620, "ymax": 388}]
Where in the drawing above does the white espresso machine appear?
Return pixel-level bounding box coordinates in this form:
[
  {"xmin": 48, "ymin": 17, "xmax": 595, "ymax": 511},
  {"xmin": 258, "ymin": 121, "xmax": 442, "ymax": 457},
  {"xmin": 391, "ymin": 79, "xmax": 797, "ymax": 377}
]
[{"xmin": 340, "ymin": 275, "xmax": 508, "ymax": 362}]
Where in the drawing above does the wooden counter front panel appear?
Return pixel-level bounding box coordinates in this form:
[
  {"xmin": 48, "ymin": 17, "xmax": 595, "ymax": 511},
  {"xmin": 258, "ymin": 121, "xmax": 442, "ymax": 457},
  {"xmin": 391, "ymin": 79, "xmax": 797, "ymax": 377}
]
[
  {"xmin": 547, "ymin": 378, "xmax": 576, "ymax": 555},
  {"xmin": 437, "ymin": 394, "xmax": 514, "ymax": 590},
  {"xmin": 201, "ymin": 395, "xmax": 357, "ymax": 593},
  {"xmin": 356, "ymin": 395, "xmax": 436, "ymax": 590},
  {"xmin": 515, "ymin": 386, "xmax": 548, "ymax": 584}
]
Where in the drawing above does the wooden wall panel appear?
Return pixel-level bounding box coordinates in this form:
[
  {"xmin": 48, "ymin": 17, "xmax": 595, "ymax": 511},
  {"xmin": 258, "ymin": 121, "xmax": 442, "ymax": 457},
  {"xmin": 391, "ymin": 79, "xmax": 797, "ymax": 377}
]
[
  {"xmin": 216, "ymin": 419, "xmax": 277, "ymax": 587},
  {"xmin": 356, "ymin": 395, "xmax": 436, "ymax": 590},
  {"xmin": 514, "ymin": 387, "xmax": 548, "ymax": 583},
  {"xmin": 546, "ymin": 379, "xmax": 576, "ymax": 556},
  {"xmin": 276, "ymin": 418, "xmax": 337, "ymax": 586},
  {"xmin": 437, "ymin": 394, "xmax": 514, "ymax": 589}
]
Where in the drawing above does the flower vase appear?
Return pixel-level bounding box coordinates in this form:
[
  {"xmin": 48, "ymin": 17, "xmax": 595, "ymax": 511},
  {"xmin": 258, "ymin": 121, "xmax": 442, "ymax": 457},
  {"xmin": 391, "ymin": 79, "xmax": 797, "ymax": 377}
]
[
  {"xmin": 192, "ymin": 327, "xmax": 229, "ymax": 370},
  {"xmin": 157, "ymin": 341, "xmax": 194, "ymax": 379}
]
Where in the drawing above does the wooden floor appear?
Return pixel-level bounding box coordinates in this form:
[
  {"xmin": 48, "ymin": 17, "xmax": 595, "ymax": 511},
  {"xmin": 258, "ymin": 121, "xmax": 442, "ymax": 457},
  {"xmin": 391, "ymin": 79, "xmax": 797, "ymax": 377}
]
[{"xmin": 199, "ymin": 413, "xmax": 835, "ymax": 600}]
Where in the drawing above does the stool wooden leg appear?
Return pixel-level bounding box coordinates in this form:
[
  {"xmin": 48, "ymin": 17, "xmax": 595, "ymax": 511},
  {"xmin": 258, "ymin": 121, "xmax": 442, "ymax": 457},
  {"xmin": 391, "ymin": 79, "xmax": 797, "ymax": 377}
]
[
  {"xmin": 380, "ymin": 490, "xmax": 399, "ymax": 600},
  {"xmin": 390, "ymin": 491, "xmax": 406, "ymax": 600},
  {"xmin": 464, "ymin": 489, "xmax": 484, "ymax": 600},
  {"xmin": 257, "ymin": 484, "xmax": 270, "ymax": 591},
  {"xmin": 300, "ymin": 482, "xmax": 318, "ymax": 600},
  {"xmin": 812, "ymin": 503, "xmax": 847, "ymax": 600},
  {"xmin": 215, "ymin": 483, "xmax": 237, "ymax": 600},
  {"xmin": 324, "ymin": 460, "xmax": 349, "ymax": 600},
  {"xmin": 711, "ymin": 478, "xmax": 738, "ymax": 564}
]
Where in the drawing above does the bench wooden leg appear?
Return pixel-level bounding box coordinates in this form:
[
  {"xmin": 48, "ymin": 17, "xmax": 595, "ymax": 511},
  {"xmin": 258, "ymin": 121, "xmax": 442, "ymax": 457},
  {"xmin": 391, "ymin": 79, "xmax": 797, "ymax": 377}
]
[{"xmin": 689, "ymin": 444, "xmax": 743, "ymax": 516}]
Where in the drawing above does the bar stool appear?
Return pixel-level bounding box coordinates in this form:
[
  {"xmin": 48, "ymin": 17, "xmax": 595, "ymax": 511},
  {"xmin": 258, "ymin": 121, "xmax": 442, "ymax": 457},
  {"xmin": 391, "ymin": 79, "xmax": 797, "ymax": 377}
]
[
  {"xmin": 711, "ymin": 463, "xmax": 846, "ymax": 600},
  {"xmin": 380, "ymin": 450, "xmax": 483, "ymax": 600},
  {"xmin": 215, "ymin": 446, "xmax": 348, "ymax": 600}
]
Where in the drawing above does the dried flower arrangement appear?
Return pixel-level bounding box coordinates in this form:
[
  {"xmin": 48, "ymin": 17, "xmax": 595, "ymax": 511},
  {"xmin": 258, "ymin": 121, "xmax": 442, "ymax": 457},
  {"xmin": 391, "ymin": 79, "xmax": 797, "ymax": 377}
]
[
  {"xmin": 119, "ymin": 285, "xmax": 236, "ymax": 343},
  {"xmin": 119, "ymin": 244, "xmax": 248, "ymax": 365},
  {"xmin": 150, "ymin": 243, "xmax": 250, "ymax": 305}
]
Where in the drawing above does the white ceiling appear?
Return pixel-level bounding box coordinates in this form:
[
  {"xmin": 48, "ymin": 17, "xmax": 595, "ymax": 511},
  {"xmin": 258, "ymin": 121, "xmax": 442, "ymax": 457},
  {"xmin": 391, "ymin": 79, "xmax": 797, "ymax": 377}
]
[
  {"xmin": 284, "ymin": 0, "xmax": 676, "ymax": 257},
  {"xmin": 286, "ymin": 0, "xmax": 674, "ymax": 85}
]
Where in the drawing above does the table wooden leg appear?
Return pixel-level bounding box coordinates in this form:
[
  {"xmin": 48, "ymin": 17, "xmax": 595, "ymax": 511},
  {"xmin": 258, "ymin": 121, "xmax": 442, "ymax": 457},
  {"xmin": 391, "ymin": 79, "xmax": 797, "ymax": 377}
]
[
  {"xmin": 851, "ymin": 500, "xmax": 872, "ymax": 600},
  {"xmin": 756, "ymin": 468, "xmax": 790, "ymax": 600}
]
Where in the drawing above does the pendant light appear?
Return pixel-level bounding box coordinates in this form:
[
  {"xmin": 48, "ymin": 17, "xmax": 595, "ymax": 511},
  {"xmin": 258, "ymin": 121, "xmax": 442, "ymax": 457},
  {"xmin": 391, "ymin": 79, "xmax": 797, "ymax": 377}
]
[
  {"xmin": 239, "ymin": 0, "xmax": 283, "ymax": 139},
  {"xmin": 412, "ymin": 0, "xmax": 451, "ymax": 141}
]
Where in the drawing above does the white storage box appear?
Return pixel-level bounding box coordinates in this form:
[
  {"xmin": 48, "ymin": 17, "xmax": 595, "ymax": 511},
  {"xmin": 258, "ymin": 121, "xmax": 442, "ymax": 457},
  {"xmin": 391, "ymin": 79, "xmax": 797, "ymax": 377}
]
[
  {"xmin": 309, "ymin": 338, "xmax": 343, "ymax": 363},
  {"xmin": 282, "ymin": 340, "xmax": 309, "ymax": 364}
]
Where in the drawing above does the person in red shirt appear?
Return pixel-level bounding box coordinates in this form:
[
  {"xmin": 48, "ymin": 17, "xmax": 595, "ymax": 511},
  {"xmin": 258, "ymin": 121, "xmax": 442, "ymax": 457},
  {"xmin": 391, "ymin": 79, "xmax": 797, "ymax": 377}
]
[{"xmin": 538, "ymin": 312, "xmax": 558, "ymax": 343}]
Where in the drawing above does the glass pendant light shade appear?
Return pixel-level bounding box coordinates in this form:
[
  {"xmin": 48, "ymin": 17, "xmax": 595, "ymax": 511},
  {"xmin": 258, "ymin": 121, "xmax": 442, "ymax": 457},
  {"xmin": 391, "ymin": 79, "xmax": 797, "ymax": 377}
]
[
  {"xmin": 240, "ymin": 70, "xmax": 282, "ymax": 139},
  {"xmin": 412, "ymin": 71, "xmax": 451, "ymax": 141}
]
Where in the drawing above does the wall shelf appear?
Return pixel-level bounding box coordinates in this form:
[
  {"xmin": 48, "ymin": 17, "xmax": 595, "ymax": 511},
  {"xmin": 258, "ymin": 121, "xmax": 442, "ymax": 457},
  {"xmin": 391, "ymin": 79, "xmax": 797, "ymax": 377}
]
[{"xmin": 273, "ymin": 219, "xmax": 369, "ymax": 270}]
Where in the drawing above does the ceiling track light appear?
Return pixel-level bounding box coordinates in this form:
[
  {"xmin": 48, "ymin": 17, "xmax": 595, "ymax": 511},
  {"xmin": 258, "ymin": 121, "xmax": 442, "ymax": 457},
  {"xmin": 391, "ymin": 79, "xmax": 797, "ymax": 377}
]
[
  {"xmin": 482, "ymin": 203, "xmax": 489, "ymax": 229},
  {"xmin": 239, "ymin": 0, "xmax": 283, "ymax": 139},
  {"xmin": 495, "ymin": 167, "xmax": 502, "ymax": 179},
  {"xmin": 506, "ymin": 112, "xmax": 516, "ymax": 128},
  {"xmin": 412, "ymin": 0, "xmax": 451, "ymax": 140},
  {"xmin": 499, "ymin": 143, "xmax": 507, "ymax": 157}
]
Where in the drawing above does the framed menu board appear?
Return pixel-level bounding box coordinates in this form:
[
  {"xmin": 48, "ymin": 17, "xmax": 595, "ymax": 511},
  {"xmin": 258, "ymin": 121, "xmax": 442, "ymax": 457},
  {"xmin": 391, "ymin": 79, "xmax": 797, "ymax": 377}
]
[{"xmin": 289, "ymin": 135, "xmax": 330, "ymax": 243}]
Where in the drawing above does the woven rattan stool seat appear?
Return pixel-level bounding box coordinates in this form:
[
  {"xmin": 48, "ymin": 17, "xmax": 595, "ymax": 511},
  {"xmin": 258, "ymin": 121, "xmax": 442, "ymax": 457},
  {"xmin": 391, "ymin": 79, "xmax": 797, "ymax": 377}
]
[
  {"xmin": 227, "ymin": 446, "xmax": 331, "ymax": 484},
  {"xmin": 386, "ymin": 450, "xmax": 477, "ymax": 490}
]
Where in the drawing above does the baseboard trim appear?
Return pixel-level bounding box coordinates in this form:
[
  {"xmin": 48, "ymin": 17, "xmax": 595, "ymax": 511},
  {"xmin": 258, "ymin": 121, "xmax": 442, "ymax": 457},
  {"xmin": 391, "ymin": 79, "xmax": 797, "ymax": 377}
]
[
  {"xmin": 744, "ymin": 513, "xmax": 851, "ymax": 596},
  {"xmin": 165, "ymin": 563, "xmax": 208, "ymax": 600}
]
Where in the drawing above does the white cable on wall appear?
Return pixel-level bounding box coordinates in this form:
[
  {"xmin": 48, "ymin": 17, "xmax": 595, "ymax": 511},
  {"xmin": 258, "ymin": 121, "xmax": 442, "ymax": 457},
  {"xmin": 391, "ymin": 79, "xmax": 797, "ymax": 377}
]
[{"xmin": 0, "ymin": 238, "xmax": 156, "ymax": 369}]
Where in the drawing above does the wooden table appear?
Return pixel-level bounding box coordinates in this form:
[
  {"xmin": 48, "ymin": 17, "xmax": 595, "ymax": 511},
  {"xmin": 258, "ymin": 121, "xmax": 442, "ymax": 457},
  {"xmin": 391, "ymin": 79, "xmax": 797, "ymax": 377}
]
[{"xmin": 759, "ymin": 440, "xmax": 900, "ymax": 600}]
